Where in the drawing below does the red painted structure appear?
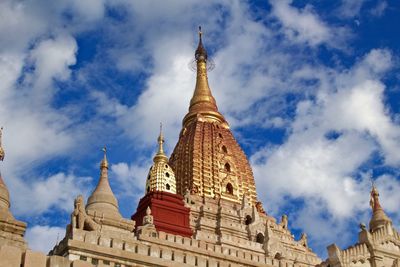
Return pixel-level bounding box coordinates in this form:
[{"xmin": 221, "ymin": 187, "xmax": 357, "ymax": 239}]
[{"xmin": 131, "ymin": 191, "xmax": 192, "ymax": 237}]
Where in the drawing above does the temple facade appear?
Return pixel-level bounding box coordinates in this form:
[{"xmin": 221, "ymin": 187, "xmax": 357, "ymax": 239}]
[{"xmin": 0, "ymin": 29, "xmax": 399, "ymax": 267}]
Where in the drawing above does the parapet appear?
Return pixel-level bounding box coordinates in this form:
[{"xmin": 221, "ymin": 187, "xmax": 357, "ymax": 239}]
[{"xmin": 0, "ymin": 245, "xmax": 93, "ymax": 267}]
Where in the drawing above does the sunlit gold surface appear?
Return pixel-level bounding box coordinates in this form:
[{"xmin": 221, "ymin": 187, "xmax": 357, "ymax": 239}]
[
  {"xmin": 146, "ymin": 124, "xmax": 177, "ymax": 194},
  {"xmin": 170, "ymin": 29, "xmax": 259, "ymax": 206}
]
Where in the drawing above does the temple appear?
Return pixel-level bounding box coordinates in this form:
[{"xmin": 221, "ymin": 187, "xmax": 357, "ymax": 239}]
[{"xmin": 0, "ymin": 28, "xmax": 399, "ymax": 267}]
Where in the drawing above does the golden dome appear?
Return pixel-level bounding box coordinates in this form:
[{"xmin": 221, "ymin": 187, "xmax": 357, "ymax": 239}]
[
  {"xmin": 169, "ymin": 28, "xmax": 259, "ymax": 206},
  {"xmin": 146, "ymin": 125, "xmax": 177, "ymax": 194}
]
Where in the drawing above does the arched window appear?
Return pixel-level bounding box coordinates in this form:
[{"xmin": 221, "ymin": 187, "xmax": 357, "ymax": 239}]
[
  {"xmin": 256, "ymin": 233, "xmax": 265, "ymax": 244},
  {"xmin": 226, "ymin": 183, "xmax": 233, "ymax": 195},
  {"xmin": 245, "ymin": 215, "xmax": 252, "ymax": 225},
  {"xmin": 166, "ymin": 184, "xmax": 170, "ymax": 190},
  {"xmin": 147, "ymin": 174, "xmax": 151, "ymax": 180},
  {"xmin": 219, "ymin": 133, "xmax": 223, "ymax": 138},
  {"xmin": 147, "ymin": 186, "xmax": 150, "ymax": 193},
  {"xmin": 165, "ymin": 172, "xmax": 170, "ymax": 178},
  {"xmin": 222, "ymin": 145, "xmax": 228, "ymax": 154},
  {"xmin": 224, "ymin": 163, "xmax": 231, "ymax": 172}
]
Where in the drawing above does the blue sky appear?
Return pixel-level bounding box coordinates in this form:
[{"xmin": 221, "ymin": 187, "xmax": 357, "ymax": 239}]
[{"xmin": 0, "ymin": 0, "xmax": 399, "ymax": 258}]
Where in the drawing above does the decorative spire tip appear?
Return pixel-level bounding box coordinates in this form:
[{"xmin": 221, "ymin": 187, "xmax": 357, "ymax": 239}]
[
  {"xmin": 100, "ymin": 146, "xmax": 108, "ymax": 169},
  {"xmin": 195, "ymin": 26, "xmax": 207, "ymax": 61}
]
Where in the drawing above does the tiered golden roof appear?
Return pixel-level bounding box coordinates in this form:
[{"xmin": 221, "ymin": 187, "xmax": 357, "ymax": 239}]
[{"xmin": 169, "ymin": 28, "xmax": 259, "ymax": 206}]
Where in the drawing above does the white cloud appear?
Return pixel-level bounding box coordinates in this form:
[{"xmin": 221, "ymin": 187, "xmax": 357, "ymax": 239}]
[
  {"xmin": 0, "ymin": 0, "xmax": 107, "ymax": 218},
  {"xmin": 370, "ymin": 1, "xmax": 388, "ymax": 17},
  {"xmin": 111, "ymin": 161, "xmax": 149, "ymax": 198},
  {"xmin": 269, "ymin": 0, "xmax": 349, "ymax": 48},
  {"xmin": 70, "ymin": 0, "xmax": 106, "ymax": 23},
  {"xmin": 251, "ymin": 48, "xmax": 400, "ymax": 249},
  {"xmin": 375, "ymin": 174, "xmax": 400, "ymax": 213},
  {"xmin": 26, "ymin": 225, "xmax": 65, "ymax": 253},
  {"xmin": 6, "ymin": 172, "xmax": 91, "ymax": 216},
  {"xmin": 338, "ymin": 0, "xmax": 366, "ymax": 18},
  {"xmin": 29, "ymin": 35, "xmax": 77, "ymax": 94},
  {"xmin": 0, "ymin": 33, "xmax": 82, "ymax": 217}
]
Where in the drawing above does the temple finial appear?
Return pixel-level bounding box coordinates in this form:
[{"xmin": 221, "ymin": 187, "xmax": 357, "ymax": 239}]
[
  {"xmin": 369, "ymin": 180, "xmax": 381, "ymax": 211},
  {"xmin": 0, "ymin": 127, "xmax": 4, "ymax": 161},
  {"xmin": 100, "ymin": 146, "xmax": 108, "ymax": 169},
  {"xmin": 198, "ymin": 26, "xmax": 202, "ymax": 41},
  {"xmin": 369, "ymin": 182, "xmax": 391, "ymax": 232},
  {"xmin": 195, "ymin": 25, "xmax": 207, "ymax": 61},
  {"xmin": 157, "ymin": 123, "xmax": 165, "ymax": 154},
  {"xmin": 154, "ymin": 124, "xmax": 168, "ymax": 163}
]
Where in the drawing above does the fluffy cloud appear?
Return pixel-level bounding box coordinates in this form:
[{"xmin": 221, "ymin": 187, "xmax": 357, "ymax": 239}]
[
  {"xmin": 26, "ymin": 225, "xmax": 65, "ymax": 253},
  {"xmin": 29, "ymin": 35, "xmax": 77, "ymax": 93},
  {"xmin": 0, "ymin": 0, "xmax": 105, "ymax": 218},
  {"xmin": 269, "ymin": 0, "xmax": 349, "ymax": 48},
  {"xmin": 5, "ymin": 172, "xmax": 91, "ymax": 216},
  {"xmin": 252, "ymin": 48, "xmax": 400, "ymax": 250},
  {"xmin": 338, "ymin": 0, "xmax": 367, "ymax": 18},
  {"xmin": 111, "ymin": 161, "xmax": 150, "ymax": 198},
  {"xmin": 370, "ymin": 1, "xmax": 388, "ymax": 17}
]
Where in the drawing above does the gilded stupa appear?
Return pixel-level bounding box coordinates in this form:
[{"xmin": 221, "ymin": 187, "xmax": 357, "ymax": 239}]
[
  {"xmin": 145, "ymin": 124, "xmax": 177, "ymax": 194},
  {"xmin": 170, "ymin": 27, "xmax": 260, "ymax": 207}
]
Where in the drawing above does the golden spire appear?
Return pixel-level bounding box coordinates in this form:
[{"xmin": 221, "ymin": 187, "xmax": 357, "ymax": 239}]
[
  {"xmin": 86, "ymin": 147, "xmax": 122, "ymax": 219},
  {"xmin": 369, "ymin": 181, "xmax": 391, "ymax": 232},
  {"xmin": 183, "ymin": 26, "xmax": 225, "ymax": 126},
  {"xmin": 153, "ymin": 123, "xmax": 168, "ymax": 163}
]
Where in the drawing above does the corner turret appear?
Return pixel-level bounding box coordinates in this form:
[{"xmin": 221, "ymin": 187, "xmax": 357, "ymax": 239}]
[
  {"xmin": 0, "ymin": 127, "xmax": 27, "ymax": 249},
  {"xmin": 369, "ymin": 183, "xmax": 392, "ymax": 232}
]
